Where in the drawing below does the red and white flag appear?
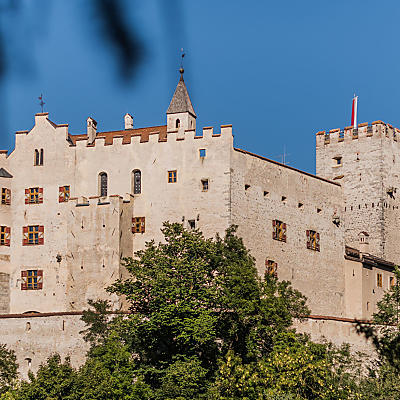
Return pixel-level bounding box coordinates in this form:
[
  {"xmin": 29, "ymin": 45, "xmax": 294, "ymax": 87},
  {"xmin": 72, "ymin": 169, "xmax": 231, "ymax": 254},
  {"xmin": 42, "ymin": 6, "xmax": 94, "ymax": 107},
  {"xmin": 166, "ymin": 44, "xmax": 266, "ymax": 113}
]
[{"xmin": 351, "ymin": 95, "xmax": 358, "ymax": 129}]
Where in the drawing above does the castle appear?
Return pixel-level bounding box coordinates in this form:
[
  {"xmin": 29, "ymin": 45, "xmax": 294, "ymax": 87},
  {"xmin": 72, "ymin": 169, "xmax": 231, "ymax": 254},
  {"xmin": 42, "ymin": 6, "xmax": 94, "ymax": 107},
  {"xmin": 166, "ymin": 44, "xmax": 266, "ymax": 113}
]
[{"xmin": 0, "ymin": 69, "xmax": 397, "ymax": 376}]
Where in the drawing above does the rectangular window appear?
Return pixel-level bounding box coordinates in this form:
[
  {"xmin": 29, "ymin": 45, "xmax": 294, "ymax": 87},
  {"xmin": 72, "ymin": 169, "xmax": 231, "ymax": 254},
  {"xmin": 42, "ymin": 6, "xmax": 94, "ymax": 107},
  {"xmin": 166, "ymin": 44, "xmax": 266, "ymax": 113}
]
[
  {"xmin": 168, "ymin": 170, "xmax": 177, "ymax": 183},
  {"xmin": 22, "ymin": 225, "xmax": 44, "ymax": 245},
  {"xmin": 199, "ymin": 149, "xmax": 206, "ymax": 158},
  {"xmin": 265, "ymin": 259, "xmax": 278, "ymax": 277},
  {"xmin": 201, "ymin": 179, "xmax": 209, "ymax": 191},
  {"xmin": 132, "ymin": 217, "xmax": 145, "ymax": 234},
  {"xmin": 21, "ymin": 269, "xmax": 43, "ymax": 290},
  {"xmin": 272, "ymin": 220, "xmax": 286, "ymax": 242},
  {"xmin": 1, "ymin": 188, "xmax": 11, "ymax": 205},
  {"xmin": 25, "ymin": 187, "xmax": 43, "ymax": 204},
  {"xmin": 188, "ymin": 220, "xmax": 196, "ymax": 230},
  {"xmin": 306, "ymin": 230, "xmax": 320, "ymax": 251},
  {"xmin": 59, "ymin": 186, "xmax": 70, "ymax": 203},
  {"xmin": 390, "ymin": 276, "xmax": 395, "ymax": 288},
  {"xmin": 0, "ymin": 226, "xmax": 10, "ymax": 246},
  {"xmin": 377, "ymin": 273, "xmax": 383, "ymax": 288}
]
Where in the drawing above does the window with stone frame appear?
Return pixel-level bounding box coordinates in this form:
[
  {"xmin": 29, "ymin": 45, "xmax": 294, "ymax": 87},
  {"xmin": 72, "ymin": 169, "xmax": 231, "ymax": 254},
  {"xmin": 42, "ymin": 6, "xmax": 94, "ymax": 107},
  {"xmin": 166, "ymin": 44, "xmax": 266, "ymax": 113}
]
[
  {"xmin": 59, "ymin": 186, "xmax": 70, "ymax": 203},
  {"xmin": 390, "ymin": 276, "xmax": 396, "ymax": 288},
  {"xmin": 25, "ymin": 187, "xmax": 43, "ymax": 204},
  {"xmin": 377, "ymin": 273, "xmax": 383, "ymax": 288},
  {"xmin": 0, "ymin": 226, "xmax": 10, "ymax": 246},
  {"xmin": 1, "ymin": 188, "xmax": 10, "ymax": 205},
  {"xmin": 306, "ymin": 230, "xmax": 320, "ymax": 251},
  {"xmin": 21, "ymin": 269, "xmax": 43, "ymax": 290},
  {"xmin": 272, "ymin": 220, "xmax": 286, "ymax": 242},
  {"xmin": 34, "ymin": 149, "xmax": 43, "ymax": 166},
  {"xmin": 22, "ymin": 225, "xmax": 44, "ymax": 246},
  {"xmin": 265, "ymin": 259, "xmax": 278, "ymax": 278},
  {"xmin": 168, "ymin": 170, "xmax": 177, "ymax": 183},
  {"xmin": 132, "ymin": 217, "xmax": 145, "ymax": 234}
]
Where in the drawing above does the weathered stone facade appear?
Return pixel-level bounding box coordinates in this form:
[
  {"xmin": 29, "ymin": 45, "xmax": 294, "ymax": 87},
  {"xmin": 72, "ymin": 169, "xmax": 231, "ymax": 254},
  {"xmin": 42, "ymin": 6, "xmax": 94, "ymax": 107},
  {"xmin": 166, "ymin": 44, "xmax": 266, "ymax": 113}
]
[{"xmin": 0, "ymin": 73, "xmax": 396, "ymax": 376}]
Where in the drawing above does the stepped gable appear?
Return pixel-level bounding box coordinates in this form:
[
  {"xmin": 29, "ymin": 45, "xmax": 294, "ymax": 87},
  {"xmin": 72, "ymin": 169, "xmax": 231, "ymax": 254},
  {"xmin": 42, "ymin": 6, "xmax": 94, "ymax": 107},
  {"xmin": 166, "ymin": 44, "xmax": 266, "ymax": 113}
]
[{"xmin": 68, "ymin": 125, "xmax": 167, "ymax": 145}]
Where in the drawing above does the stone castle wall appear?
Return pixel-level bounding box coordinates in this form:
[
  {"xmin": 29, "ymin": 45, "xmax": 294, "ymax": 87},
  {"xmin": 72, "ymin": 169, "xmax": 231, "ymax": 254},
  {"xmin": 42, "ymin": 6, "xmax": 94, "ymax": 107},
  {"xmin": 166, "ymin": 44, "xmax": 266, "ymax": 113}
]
[
  {"xmin": 230, "ymin": 148, "xmax": 345, "ymax": 316},
  {"xmin": 316, "ymin": 122, "xmax": 400, "ymax": 265},
  {"xmin": 0, "ymin": 312, "xmax": 375, "ymax": 380}
]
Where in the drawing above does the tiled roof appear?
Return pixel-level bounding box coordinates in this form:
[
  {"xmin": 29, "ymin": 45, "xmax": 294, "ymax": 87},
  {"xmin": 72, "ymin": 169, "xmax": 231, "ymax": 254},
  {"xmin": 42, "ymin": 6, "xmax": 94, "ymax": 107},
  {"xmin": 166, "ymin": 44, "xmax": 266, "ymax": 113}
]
[
  {"xmin": 166, "ymin": 75, "xmax": 196, "ymax": 117},
  {"xmin": 68, "ymin": 125, "xmax": 167, "ymax": 146}
]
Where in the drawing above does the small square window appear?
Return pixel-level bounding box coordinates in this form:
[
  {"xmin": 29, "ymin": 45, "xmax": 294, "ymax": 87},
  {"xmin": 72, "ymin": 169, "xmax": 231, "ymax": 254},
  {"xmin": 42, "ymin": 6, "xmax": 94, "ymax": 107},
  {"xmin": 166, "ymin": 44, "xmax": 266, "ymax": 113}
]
[
  {"xmin": 199, "ymin": 149, "xmax": 206, "ymax": 158},
  {"xmin": 168, "ymin": 170, "xmax": 177, "ymax": 183},
  {"xmin": 132, "ymin": 217, "xmax": 145, "ymax": 233},
  {"xmin": 201, "ymin": 179, "xmax": 209, "ymax": 191},
  {"xmin": 333, "ymin": 156, "xmax": 342, "ymax": 166},
  {"xmin": 21, "ymin": 269, "xmax": 43, "ymax": 290},
  {"xmin": 188, "ymin": 220, "xmax": 196, "ymax": 230}
]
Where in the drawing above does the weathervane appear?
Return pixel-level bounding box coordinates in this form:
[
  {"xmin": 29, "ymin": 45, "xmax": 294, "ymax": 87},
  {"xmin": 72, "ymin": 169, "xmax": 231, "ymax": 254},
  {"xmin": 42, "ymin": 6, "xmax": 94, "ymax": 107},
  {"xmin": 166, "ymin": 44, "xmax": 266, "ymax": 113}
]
[{"xmin": 38, "ymin": 94, "xmax": 45, "ymax": 113}]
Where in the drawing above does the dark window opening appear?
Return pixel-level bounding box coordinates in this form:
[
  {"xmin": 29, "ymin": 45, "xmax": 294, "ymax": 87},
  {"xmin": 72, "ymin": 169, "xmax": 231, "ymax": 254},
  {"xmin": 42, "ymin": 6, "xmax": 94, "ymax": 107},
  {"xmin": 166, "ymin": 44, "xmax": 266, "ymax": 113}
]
[
  {"xmin": 133, "ymin": 170, "xmax": 141, "ymax": 194},
  {"xmin": 176, "ymin": 119, "xmax": 180, "ymax": 128},
  {"xmin": 99, "ymin": 173, "xmax": 108, "ymax": 197},
  {"xmin": 188, "ymin": 220, "xmax": 196, "ymax": 230}
]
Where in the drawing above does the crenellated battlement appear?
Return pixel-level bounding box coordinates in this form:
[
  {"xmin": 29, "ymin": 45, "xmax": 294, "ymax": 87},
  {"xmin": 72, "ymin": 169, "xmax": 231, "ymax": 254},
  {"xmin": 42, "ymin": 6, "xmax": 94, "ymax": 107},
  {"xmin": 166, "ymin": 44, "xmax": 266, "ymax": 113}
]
[
  {"xmin": 70, "ymin": 123, "xmax": 232, "ymax": 148},
  {"xmin": 316, "ymin": 121, "xmax": 399, "ymax": 148}
]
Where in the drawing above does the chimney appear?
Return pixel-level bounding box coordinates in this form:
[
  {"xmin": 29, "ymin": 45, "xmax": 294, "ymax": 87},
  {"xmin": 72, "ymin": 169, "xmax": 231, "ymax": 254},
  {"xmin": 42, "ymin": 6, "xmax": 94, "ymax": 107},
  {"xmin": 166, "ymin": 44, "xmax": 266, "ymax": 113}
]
[
  {"xmin": 124, "ymin": 113, "xmax": 133, "ymax": 130},
  {"xmin": 87, "ymin": 117, "xmax": 97, "ymax": 144}
]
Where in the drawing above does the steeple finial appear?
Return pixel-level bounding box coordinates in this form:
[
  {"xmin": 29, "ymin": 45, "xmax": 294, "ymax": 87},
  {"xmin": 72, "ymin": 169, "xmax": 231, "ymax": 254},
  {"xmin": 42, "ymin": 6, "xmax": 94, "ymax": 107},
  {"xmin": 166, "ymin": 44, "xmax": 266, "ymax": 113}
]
[{"xmin": 179, "ymin": 48, "xmax": 185, "ymax": 80}]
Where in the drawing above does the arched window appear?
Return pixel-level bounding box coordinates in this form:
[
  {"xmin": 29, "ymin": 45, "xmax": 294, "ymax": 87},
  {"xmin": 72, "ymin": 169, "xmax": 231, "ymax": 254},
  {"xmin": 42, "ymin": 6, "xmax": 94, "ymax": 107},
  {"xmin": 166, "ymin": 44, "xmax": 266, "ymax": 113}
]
[
  {"xmin": 176, "ymin": 119, "xmax": 180, "ymax": 128},
  {"xmin": 34, "ymin": 149, "xmax": 43, "ymax": 166},
  {"xmin": 99, "ymin": 172, "xmax": 108, "ymax": 197},
  {"xmin": 34, "ymin": 150, "xmax": 39, "ymax": 166},
  {"xmin": 132, "ymin": 170, "xmax": 141, "ymax": 194}
]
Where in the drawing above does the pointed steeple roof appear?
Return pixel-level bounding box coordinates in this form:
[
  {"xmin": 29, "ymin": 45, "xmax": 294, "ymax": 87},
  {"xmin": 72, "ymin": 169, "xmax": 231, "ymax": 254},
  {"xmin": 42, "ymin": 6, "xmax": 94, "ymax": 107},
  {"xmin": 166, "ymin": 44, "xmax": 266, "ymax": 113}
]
[{"xmin": 166, "ymin": 68, "xmax": 196, "ymax": 117}]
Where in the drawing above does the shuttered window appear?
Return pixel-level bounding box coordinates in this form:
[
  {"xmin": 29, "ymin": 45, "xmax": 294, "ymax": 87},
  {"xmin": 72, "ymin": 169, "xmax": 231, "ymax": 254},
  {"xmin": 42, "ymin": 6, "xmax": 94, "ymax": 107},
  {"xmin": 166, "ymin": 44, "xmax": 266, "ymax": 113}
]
[
  {"xmin": 25, "ymin": 187, "xmax": 43, "ymax": 204},
  {"xmin": 59, "ymin": 186, "xmax": 70, "ymax": 203},
  {"xmin": 21, "ymin": 270, "xmax": 43, "ymax": 290},
  {"xmin": 306, "ymin": 230, "xmax": 320, "ymax": 251},
  {"xmin": 22, "ymin": 225, "xmax": 44, "ymax": 245},
  {"xmin": 272, "ymin": 220, "xmax": 286, "ymax": 242},
  {"xmin": 0, "ymin": 226, "xmax": 10, "ymax": 246},
  {"xmin": 1, "ymin": 188, "xmax": 11, "ymax": 205},
  {"xmin": 132, "ymin": 217, "xmax": 145, "ymax": 233}
]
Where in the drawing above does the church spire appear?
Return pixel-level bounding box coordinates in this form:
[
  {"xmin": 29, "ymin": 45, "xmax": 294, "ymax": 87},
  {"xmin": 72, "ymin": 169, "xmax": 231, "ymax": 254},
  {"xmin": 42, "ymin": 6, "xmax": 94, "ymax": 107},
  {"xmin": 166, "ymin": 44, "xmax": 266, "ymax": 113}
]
[{"xmin": 166, "ymin": 67, "xmax": 196, "ymax": 118}]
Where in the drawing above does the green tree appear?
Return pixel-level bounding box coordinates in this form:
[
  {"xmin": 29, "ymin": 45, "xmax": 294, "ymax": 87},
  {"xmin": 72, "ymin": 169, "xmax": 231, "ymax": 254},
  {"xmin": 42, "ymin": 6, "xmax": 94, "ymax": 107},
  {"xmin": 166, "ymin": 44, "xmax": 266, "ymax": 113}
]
[
  {"xmin": 12, "ymin": 354, "xmax": 77, "ymax": 400},
  {"xmin": 104, "ymin": 223, "xmax": 310, "ymax": 396},
  {"xmin": 0, "ymin": 344, "xmax": 18, "ymax": 395}
]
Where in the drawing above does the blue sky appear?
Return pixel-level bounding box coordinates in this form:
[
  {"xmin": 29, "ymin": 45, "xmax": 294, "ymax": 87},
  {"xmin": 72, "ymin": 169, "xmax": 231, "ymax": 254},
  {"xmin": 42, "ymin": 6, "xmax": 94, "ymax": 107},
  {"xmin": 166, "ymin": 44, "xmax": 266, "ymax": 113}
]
[{"xmin": 0, "ymin": 0, "xmax": 399, "ymax": 173}]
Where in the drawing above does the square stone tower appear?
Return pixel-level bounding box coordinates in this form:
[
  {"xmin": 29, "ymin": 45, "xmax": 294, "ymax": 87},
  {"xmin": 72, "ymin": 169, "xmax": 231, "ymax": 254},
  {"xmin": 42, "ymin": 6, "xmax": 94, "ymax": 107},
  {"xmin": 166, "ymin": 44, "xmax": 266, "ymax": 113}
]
[{"xmin": 316, "ymin": 122, "xmax": 400, "ymax": 264}]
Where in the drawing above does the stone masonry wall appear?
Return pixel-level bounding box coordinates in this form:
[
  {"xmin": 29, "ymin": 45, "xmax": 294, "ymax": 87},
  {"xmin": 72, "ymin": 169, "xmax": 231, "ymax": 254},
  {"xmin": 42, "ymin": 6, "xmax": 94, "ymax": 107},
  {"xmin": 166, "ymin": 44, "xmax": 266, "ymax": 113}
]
[
  {"xmin": 0, "ymin": 312, "xmax": 376, "ymax": 380},
  {"xmin": 316, "ymin": 122, "xmax": 400, "ymax": 265},
  {"xmin": 230, "ymin": 148, "xmax": 345, "ymax": 316}
]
